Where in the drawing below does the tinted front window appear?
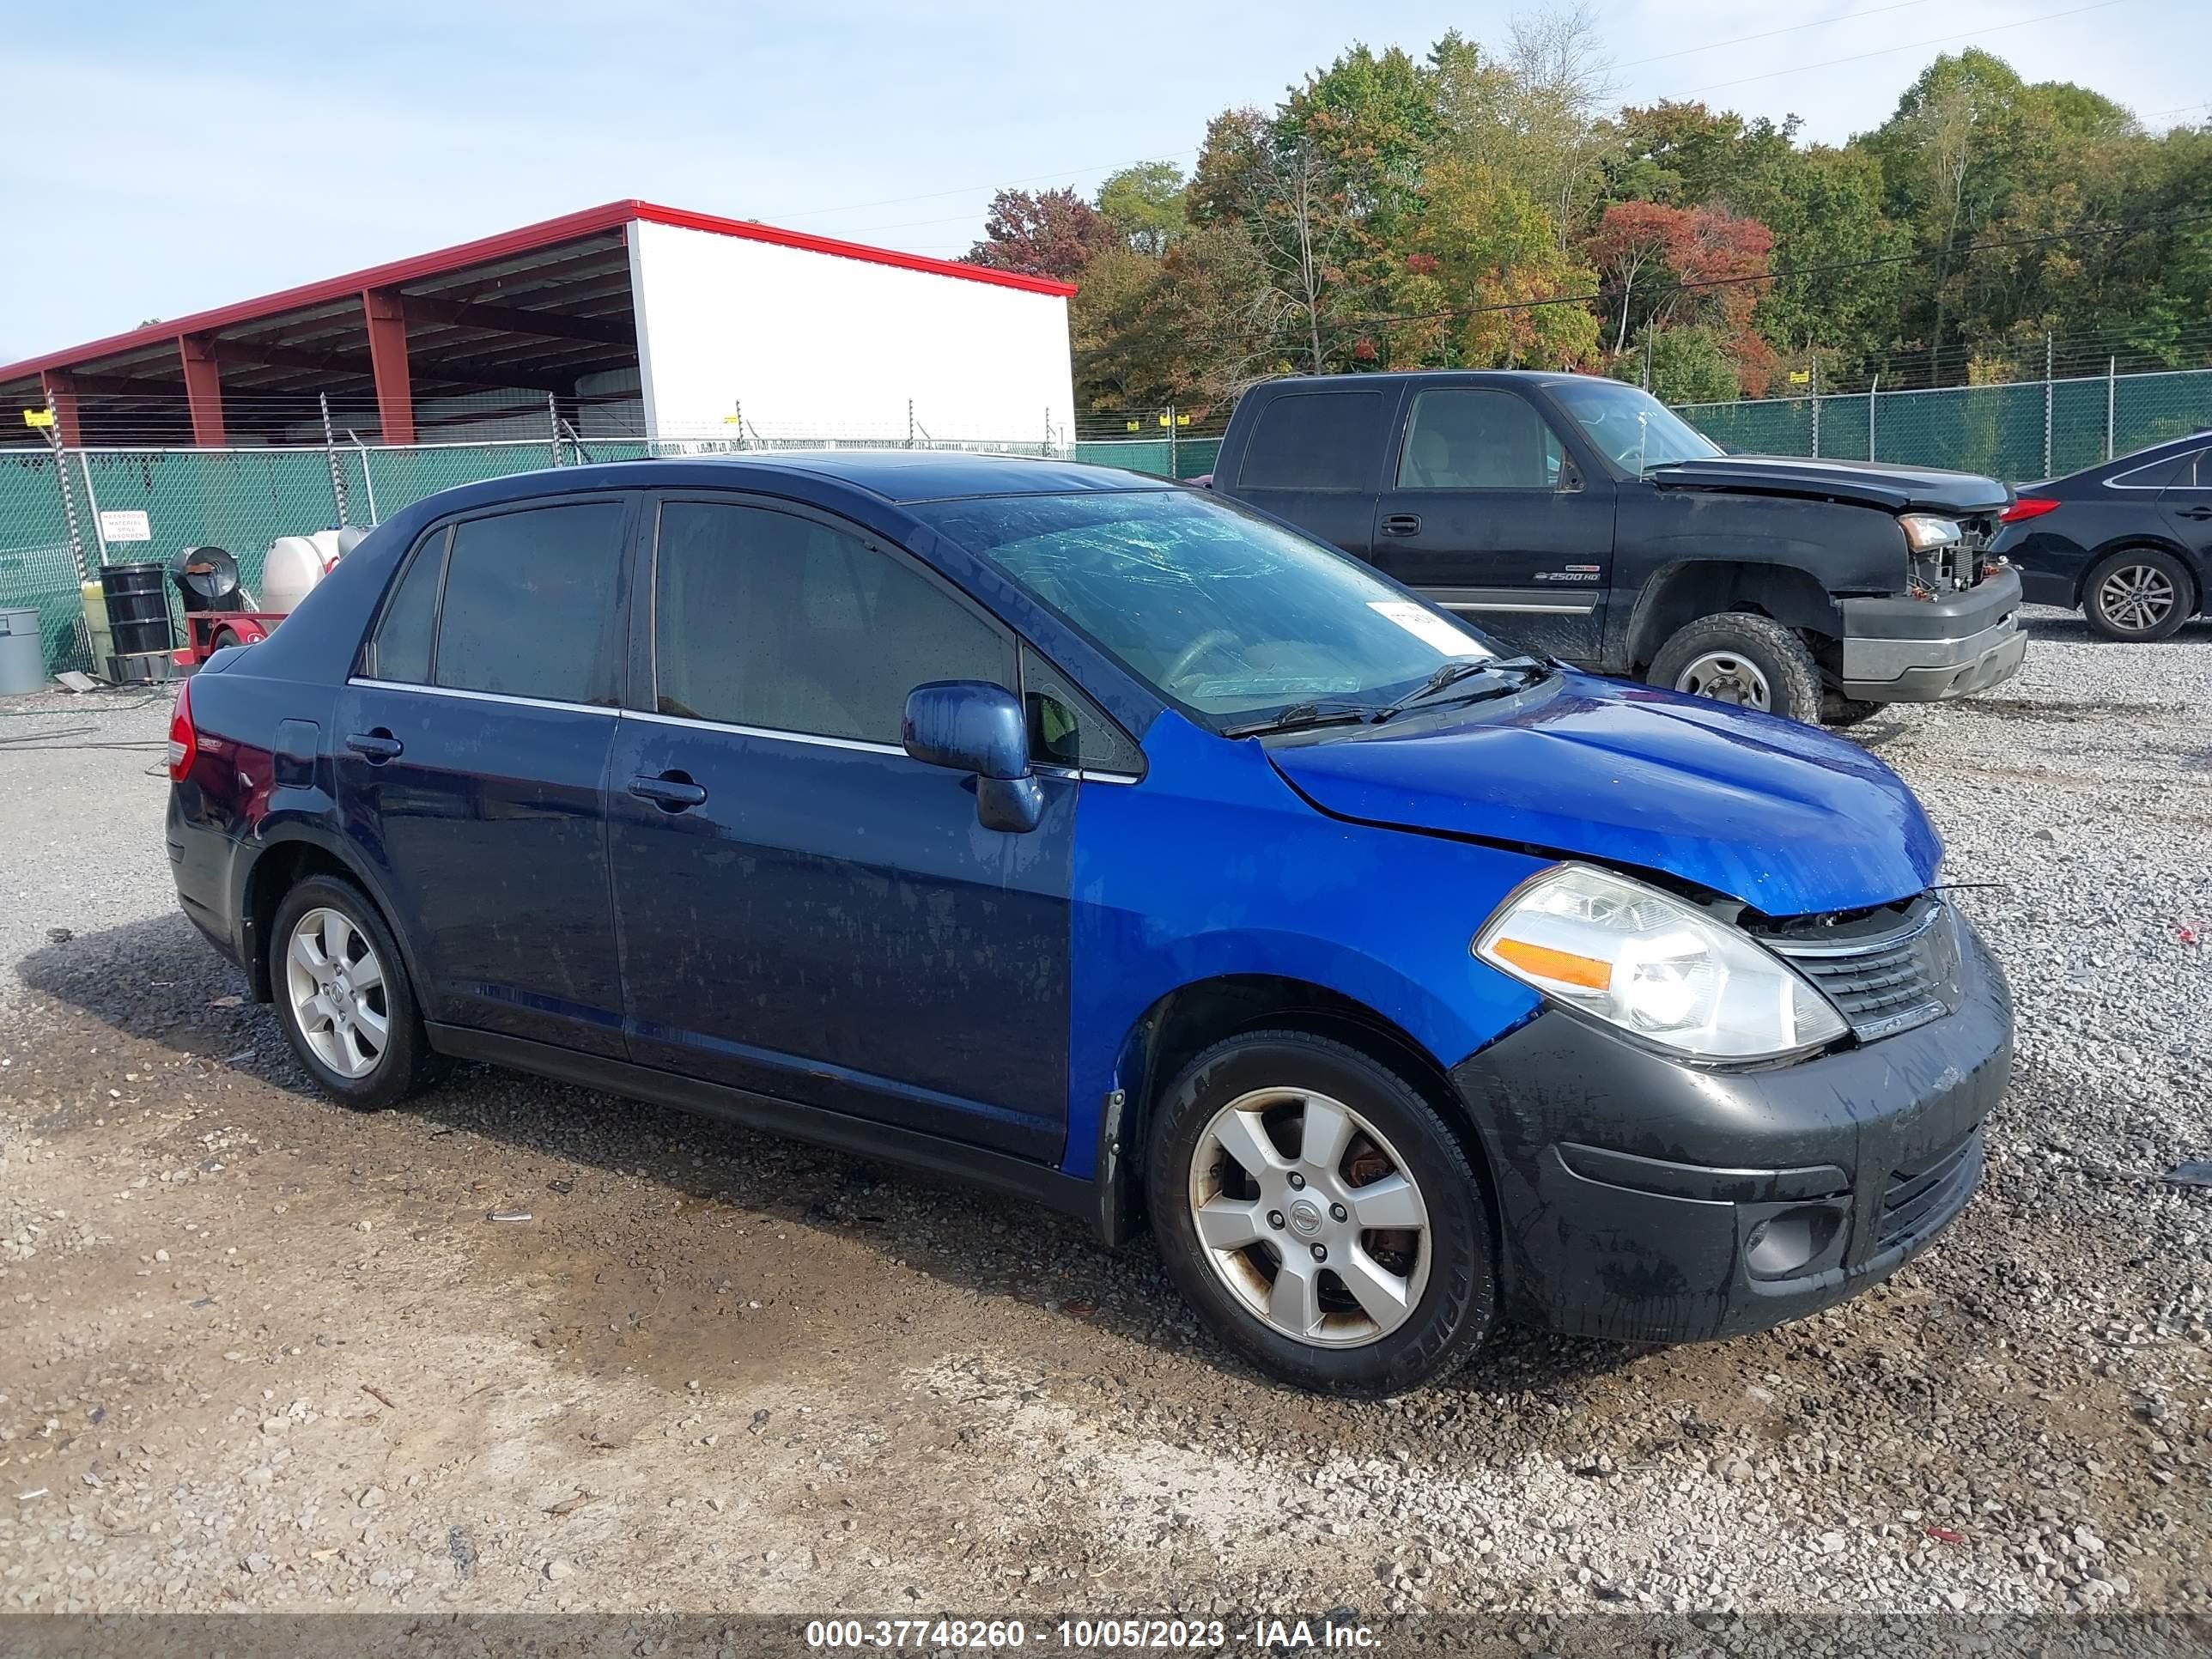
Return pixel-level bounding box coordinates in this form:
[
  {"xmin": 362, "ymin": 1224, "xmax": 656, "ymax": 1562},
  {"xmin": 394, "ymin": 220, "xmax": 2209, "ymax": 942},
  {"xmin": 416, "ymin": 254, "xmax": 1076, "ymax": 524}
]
[
  {"xmin": 434, "ymin": 502, "xmax": 625, "ymax": 704},
  {"xmin": 1547, "ymin": 378, "xmax": 1723, "ymax": 472},
  {"xmin": 1397, "ymin": 389, "xmax": 1565, "ymax": 489},
  {"xmin": 911, "ymin": 489, "xmax": 1502, "ymax": 726},
  {"xmin": 653, "ymin": 501, "xmax": 1013, "ymax": 745},
  {"xmin": 1237, "ymin": 391, "xmax": 1388, "ymax": 489},
  {"xmin": 368, "ymin": 526, "xmax": 447, "ymax": 683}
]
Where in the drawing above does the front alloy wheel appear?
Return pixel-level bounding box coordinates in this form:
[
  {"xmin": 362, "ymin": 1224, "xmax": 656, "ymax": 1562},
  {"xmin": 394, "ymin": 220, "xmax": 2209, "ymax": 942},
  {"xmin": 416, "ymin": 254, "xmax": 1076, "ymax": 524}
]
[
  {"xmin": 1189, "ymin": 1087, "xmax": 1431, "ymax": 1347},
  {"xmin": 1671, "ymin": 651, "xmax": 1771, "ymax": 710},
  {"xmin": 1146, "ymin": 1030, "xmax": 1495, "ymax": 1395}
]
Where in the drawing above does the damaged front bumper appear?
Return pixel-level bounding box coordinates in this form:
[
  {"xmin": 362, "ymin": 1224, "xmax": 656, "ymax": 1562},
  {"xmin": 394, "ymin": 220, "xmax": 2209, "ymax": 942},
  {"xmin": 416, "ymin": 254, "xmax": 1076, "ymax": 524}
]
[
  {"xmin": 1449, "ymin": 912, "xmax": 2013, "ymax": 1345},
  {"xmin": 1835, "ymin": 568, "xmax": 2026, "ymax": 702}
]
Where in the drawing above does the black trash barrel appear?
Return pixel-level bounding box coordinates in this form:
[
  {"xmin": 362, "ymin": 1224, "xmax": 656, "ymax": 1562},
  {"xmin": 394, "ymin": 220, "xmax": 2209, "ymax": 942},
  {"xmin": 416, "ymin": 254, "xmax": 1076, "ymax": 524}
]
[{"xmin": 101, "ymin": 562, "xmax": 173, "ymax": 657}]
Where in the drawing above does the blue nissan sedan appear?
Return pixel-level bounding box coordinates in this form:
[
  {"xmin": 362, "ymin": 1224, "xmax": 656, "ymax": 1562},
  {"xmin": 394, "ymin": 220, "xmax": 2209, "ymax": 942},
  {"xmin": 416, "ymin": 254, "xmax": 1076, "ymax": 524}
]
[{"xmin": 166, "ymin": 453, "xmax": 2011, "ymax": 1395}]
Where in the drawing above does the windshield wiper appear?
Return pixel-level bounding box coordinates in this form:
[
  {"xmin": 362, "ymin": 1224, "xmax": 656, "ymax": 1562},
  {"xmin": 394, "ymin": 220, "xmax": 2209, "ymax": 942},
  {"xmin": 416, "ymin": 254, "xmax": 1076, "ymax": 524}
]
[
  {"xmin": 1219, "ymin": 702, "xmax": 1377, "ymax": 739},
  {"xmin": 1371, "ymin": 655, "xmax": 1550, "ymax": 724}
]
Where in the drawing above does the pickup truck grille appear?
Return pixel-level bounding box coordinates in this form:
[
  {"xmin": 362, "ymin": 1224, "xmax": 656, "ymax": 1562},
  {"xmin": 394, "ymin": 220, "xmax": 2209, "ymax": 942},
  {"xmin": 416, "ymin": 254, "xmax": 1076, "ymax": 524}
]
[{"xmin": 1764, "ymin": 898, "xmax": 1958, "ymax": 1042}]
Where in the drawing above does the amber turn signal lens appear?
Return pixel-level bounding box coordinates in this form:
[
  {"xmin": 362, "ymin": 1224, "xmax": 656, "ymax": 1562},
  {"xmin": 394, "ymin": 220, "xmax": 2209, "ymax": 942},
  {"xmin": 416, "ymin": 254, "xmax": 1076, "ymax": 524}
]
[{"xmin": 1489, "ymin": 937, "xmax": 1613, "ymax": 991}]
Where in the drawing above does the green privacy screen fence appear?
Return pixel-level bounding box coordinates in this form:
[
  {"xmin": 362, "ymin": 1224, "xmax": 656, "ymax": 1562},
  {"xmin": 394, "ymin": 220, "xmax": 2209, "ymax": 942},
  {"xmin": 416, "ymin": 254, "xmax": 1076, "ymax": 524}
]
[
  {"xmin": 1675, "ymin": 364, "xmax": 2212, "ymax": 480},
  {"xmin": 1, "ymin": 366, "xmax": 2204, "ymax": 679}
]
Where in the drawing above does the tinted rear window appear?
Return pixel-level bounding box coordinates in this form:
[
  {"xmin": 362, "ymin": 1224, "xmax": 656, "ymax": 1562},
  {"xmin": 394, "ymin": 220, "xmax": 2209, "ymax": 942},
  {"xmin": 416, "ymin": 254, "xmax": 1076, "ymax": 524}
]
[
  {"xmin": 1237, "ymin": 391, "xmax": 1388, "ymax": 490},
  {"xmin": 434, "ymin": 501, "xmax": 626, "ymax": 705}
]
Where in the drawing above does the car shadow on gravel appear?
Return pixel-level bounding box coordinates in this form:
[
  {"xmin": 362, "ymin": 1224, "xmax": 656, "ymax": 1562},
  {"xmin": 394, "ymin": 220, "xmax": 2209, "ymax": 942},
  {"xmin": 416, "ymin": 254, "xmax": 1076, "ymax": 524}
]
[
  {"xmin": 15, "ymin": 915, "xmax": 1645, "ymax": 1399},
  {"xmin": 2020, "ymin": 613, "xmax": 2212, "ymax": 645}
]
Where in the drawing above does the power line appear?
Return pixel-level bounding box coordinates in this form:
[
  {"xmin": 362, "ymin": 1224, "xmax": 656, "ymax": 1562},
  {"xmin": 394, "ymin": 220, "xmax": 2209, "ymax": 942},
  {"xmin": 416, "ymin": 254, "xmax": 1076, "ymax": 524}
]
[{"xmin": 1680, "ymin": 0, "xmax": 2131, "ymax": 95}]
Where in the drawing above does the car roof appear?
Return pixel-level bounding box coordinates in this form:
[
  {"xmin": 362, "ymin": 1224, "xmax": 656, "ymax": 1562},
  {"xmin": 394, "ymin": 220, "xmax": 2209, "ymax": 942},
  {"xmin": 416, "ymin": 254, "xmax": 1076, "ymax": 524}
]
[
  {"xmin": 2078, "ymin": 428, "xmax": 2212, "ymax": 482},
  {"xmin": 1254, "ymin": 368, "xmax": 1607, "ymax": 392},
  {"xmin": 635, "ymin": 449, "xmax": 1177, "ymax": 505}
]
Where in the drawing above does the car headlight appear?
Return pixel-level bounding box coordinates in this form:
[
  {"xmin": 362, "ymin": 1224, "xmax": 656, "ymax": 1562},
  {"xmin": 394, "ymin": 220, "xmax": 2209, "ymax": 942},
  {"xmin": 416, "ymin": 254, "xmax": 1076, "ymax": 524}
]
[
  {"xmin": 1473, "ymin": 864, "xmax": 1849, "ymax": 1061},
  {"xmin": 1899, "ymin": 514, "xmax": 1963, "ymax": 552}
]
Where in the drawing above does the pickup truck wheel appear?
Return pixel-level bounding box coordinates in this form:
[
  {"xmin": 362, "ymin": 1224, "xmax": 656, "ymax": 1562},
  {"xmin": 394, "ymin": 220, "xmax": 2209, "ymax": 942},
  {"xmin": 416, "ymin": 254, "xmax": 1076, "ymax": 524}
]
[
  {"xmin": 1146, "ymin": 1030, "xmax": 1495, "ymax": 1397},
  {"xmin": 269, "ymin": 874, "xmax": 442, "ymax": 1111},
  {"xmin": 1649, "ymin": 613, "xmax": 1824, "ymax": 724},
  {"xmin": 2082, "ymin": 549, "xmax": 2191, "ymax": 641}
]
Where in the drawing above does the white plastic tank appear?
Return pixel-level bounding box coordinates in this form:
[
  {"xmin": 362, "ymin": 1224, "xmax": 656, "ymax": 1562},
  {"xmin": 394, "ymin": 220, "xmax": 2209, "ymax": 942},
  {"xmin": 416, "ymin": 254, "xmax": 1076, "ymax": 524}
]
[{"xmin": 263, "ymin": 536, "xmax": 327, "ymax": 617}]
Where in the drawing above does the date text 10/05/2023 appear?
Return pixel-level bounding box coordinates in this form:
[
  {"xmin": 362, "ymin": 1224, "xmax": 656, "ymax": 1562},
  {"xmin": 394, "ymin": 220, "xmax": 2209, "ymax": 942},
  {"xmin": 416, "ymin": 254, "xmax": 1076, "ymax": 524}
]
[{"xmin": 802, "ymin": 1617, "xmax": 1379, "ymax": 1650}]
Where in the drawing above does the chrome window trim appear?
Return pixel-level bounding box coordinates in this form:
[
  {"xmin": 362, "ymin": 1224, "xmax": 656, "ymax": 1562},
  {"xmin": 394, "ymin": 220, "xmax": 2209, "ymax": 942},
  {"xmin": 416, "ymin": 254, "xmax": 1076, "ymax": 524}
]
[
  {"xmin": 619, "ymin": 707, "xmax": 1143, "ymax": 781},
  {"xmin": 349, "ymin": 678, "xmax": 619, "ymax": 717}
]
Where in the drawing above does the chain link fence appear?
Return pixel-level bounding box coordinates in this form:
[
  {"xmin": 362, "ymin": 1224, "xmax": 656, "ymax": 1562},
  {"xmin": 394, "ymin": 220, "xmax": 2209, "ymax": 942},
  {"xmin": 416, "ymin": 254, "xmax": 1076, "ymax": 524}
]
[
  {"xmin": 1677, "ymin": 364, "xmax": 2212, "ymax": 480},
  {"xmin": 6, "ymin": 365, "xmax": 2207, "ymax": 682}
]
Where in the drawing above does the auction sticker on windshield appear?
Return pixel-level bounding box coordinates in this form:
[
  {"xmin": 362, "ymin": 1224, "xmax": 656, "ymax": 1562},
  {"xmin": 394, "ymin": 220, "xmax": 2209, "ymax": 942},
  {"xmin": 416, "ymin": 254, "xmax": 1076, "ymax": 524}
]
[{"xmin": 1367, "ymin": 600, "xmax": 1492, "ymax": 658}]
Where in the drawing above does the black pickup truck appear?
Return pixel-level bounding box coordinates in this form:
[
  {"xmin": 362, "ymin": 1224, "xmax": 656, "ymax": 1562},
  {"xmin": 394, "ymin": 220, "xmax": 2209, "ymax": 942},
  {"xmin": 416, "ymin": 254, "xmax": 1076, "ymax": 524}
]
[{"xmin": 1202, "ymin": 371, "xmax": 2026, "ymax": 724}]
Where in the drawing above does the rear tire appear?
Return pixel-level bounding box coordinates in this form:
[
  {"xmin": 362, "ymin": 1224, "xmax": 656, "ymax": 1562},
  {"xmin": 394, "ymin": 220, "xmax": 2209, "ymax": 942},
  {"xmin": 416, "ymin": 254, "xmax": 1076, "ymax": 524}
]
[
  {"xmin": 1145, "ymin": 1030, "xmax": 1495, "ymax": 1396},
  {"xmin": 2082, "ymin": 549, "xmax": 2192, "ymax": 641},
  {"xmin": 268, "ymin": 874, "xmax": 441, "ymax": 1111},
  {"xmin": 1648, "ymin": 612, "xmax": 1825, "ymax": 724}
]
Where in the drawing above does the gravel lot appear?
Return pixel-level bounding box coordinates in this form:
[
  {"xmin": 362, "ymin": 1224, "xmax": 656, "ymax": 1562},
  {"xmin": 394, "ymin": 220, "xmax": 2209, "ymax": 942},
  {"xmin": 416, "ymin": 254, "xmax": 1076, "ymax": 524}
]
[{"xmin": 0, "ymin": 611, "xmax": 2207, "ymax": 1626}]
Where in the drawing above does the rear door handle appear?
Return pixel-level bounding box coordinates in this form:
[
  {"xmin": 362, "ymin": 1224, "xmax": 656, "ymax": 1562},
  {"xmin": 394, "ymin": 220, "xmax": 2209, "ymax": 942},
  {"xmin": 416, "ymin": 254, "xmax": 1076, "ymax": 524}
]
[
  {"xmin": 344, "ymin": 731, "xmax": 403, "ymax": 763},
  {"xmin": 2175, "ymin": 504, "xmax": 2212, "ymax": 520},
  {"xmin": 629, "ymin": 771, "xmax": 708, "ymax": 811},
  {"xmin": 1382, "ymin": 514, "xmax": 1422, "ymax": 536}
]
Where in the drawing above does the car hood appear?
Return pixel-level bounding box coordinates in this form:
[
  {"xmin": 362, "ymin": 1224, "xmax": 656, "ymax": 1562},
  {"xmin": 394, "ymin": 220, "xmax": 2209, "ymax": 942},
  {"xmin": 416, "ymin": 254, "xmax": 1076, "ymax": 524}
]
[
  {"xmin": 1646, "ymin": 454, "xmax": 2010, "ymax": 516},
  {"xmin": 1266, "ymin": 675, "xmax": 1941, "ymax": 917}
]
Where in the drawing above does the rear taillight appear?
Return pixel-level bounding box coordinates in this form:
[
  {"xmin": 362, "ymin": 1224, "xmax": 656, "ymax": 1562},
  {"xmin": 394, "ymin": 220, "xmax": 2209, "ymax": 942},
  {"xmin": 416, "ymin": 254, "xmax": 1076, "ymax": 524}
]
[
  {"xmin": 166, "ymin": 680, "xmax": 198, "ymax": 781},
  {"xmin": 1999, "ymin": 495, "xmax": 2061, "ymax": 523}
]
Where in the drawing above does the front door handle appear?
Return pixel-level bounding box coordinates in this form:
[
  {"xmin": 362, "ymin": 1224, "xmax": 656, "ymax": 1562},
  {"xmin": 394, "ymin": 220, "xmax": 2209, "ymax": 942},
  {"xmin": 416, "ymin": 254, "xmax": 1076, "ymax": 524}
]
[
  {"xmin": 344, "ymin": 730, "xmax": 403, "ymax": 763},
  {"xmin": 2175, "ymin": 504, "xmax": 2212, "ymax": 520},
  {"xmin": 629, "ymin": 771, "xmax": 708, "ymax": 811},
  {"xmin": 1382, "ymin": 514, "xmax": 1422, "ymax": 536}
]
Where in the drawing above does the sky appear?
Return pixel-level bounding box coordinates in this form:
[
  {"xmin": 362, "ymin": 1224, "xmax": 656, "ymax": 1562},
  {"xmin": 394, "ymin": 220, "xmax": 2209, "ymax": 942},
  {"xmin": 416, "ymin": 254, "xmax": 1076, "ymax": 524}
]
[{"xmin": 1, "ymin": 0, "xmax": 2202, "ymax": 365}]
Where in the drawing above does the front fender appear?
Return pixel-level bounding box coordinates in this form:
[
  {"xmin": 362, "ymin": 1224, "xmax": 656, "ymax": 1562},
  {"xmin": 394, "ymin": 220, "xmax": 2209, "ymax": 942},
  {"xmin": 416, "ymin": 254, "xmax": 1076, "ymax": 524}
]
[{"xmin": 1062, "ymin": 716, "xmax": 1548, "ymax": 1180}]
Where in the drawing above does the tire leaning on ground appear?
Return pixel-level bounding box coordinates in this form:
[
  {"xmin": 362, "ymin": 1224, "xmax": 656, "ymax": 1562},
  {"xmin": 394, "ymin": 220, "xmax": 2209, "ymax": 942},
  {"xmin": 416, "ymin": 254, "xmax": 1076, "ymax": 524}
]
[
  {"xmin": 1647, "ymin": 611, "xmax": 1826, "ymax": 725},
  {"xmin": 1145, "ymin": 1030, "xmax": 1496, "ymax": 1396},
  {"xmin": 268, "ymin": 873, "xmax": 443, "ymax": 1110},
  {"xmin": 2081, "ymin": 548, "xmax": 2193, "ymax": 642}
]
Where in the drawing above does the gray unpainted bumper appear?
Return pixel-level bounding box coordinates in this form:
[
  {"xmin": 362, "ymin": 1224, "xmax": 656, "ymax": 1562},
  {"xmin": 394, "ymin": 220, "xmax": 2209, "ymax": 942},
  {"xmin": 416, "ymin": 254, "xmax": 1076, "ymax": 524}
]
[{"xmin": 1837, "ymin": 569, "xmax": 2027, "ymax": 702}]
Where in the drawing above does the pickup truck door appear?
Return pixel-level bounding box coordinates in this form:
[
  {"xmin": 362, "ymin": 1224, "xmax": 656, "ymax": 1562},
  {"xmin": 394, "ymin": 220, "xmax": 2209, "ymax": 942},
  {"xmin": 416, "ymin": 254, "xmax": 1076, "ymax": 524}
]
[
  {"xmin": 1368, "ymin": 386, "xmax": 1614, "ymax": 663},
  {"xmin": 1223, "ymin": 384, "xmax": 1405, "ymax": 561}
]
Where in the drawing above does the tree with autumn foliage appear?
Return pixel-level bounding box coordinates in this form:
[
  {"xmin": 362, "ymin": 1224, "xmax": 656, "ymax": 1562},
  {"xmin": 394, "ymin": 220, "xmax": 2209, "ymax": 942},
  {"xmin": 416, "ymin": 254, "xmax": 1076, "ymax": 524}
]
[
  {"xmin": 1582, "ymin": 201, "xmax": 1775, "ymax": 392},
  {"xmin": 963, "ymin": 187, "xmax": 1119, "ymax": 283}
]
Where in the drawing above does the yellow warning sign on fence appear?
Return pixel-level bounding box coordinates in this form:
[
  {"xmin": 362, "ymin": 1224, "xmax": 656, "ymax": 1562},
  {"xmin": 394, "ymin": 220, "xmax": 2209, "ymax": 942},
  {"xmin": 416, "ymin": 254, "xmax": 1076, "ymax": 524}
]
[{"xmin": 22, "ymin": 408, "xmax": 53, "ymax": 428}]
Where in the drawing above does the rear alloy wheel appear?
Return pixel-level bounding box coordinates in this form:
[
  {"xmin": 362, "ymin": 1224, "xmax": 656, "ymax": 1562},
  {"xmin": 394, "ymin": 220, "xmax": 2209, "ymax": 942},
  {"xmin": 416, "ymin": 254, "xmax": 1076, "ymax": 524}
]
[
  {"xmin": 269, "ymin": 874, "xmax": 441, "ymax": 1110},
  {"xmin": 1147, "ymin": 1031, "xmax": 1494, "ymax": 1395},
  {"xmin": 2083, "ymin": 550, "xmax": 2191, "ymax": 641},
  {"xmin": 1647, "ymin": 611, "xmax": 1825, "ymax": 725}
]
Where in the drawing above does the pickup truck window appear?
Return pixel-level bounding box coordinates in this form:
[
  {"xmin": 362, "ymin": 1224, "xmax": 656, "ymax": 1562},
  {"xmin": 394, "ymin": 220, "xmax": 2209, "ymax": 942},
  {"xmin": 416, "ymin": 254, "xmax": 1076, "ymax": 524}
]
[
  {"xmin": 1237, "ymin": 391, "xmax": 1389, "ymax": 490},
  {"xmin": 912, "ymin": 489, "xmax": 1499, "ymax": 728},
  {"xmin": 1548, "ymin": 379, "xmax": 1722, "ymax": 475},
  {"xmin": 1396, "ymin": 389, "xmax": 1565, "ymax": 489}
]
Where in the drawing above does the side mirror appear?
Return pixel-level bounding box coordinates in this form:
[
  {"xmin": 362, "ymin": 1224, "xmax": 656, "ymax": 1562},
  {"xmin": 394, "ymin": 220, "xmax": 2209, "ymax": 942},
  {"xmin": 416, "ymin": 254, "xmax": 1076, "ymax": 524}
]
[{"xmin": 902, "ymin": 680, "xmax": 1043, "ymax": 834}]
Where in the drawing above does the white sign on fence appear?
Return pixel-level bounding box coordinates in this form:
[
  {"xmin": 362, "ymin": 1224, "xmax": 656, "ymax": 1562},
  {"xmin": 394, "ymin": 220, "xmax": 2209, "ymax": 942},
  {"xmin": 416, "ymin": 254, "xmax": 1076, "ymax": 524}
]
[{"xmin": 97, "ymin": 510, "xmax": 151, "ymax": 544}]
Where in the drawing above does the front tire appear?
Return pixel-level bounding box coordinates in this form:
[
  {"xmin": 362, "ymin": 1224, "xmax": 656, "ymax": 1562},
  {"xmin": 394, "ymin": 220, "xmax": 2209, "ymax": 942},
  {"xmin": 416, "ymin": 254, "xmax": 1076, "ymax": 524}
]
[
  {"xmin": 1146, "ymin": 1031, "xmax": 1495, "ymax": 1396},
  {"xmin": 268, "ymin": 874, "xmax": 441, "ymax": 1110},
  {"xmin": 2082, "ymin": 549, "xmax": 2192, "ymax": 641},
  {"xmin": 1647, "ymin": 612, "xmax": 1825, "ymax": 724}
]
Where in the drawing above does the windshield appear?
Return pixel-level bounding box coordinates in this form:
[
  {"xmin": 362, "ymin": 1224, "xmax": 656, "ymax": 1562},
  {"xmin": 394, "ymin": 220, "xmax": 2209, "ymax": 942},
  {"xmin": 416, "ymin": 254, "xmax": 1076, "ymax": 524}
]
[
  {"xmin": 1547, "ymin": 379, "xmax": 1723, "ymax": 473},
  {"xmin": 910, "ymin": 489, "xmax": 1505, "ymax": 728}
]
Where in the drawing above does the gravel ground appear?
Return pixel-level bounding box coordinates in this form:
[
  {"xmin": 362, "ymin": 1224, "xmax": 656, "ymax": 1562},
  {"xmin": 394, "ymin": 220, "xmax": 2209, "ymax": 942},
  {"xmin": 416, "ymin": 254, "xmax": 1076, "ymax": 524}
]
[{"xmin": 0, "ymin": 612, "xmax": 2207, "ymax": 1626}]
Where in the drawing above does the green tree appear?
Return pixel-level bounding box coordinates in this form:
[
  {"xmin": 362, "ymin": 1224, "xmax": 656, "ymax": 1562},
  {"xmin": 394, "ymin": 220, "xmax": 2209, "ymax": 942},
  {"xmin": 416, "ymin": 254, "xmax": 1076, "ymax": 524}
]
[
  {"xmin": 1616, "ymin": 326, "xmax": 1741, "ymax": 404},
  {"xmin": 1096, "ymin": 162, "xmax": 1188, "ymax": 256},
  {"xmin": 1389, "ymin": 158, "xmax": 1600, "ymax": 370}
]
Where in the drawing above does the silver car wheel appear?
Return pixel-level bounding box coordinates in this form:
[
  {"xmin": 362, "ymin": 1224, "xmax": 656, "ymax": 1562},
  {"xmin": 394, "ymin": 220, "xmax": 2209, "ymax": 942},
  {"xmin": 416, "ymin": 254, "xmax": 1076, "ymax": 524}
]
[
  {"xmin": 1674, "ymin": 651, "xmax": 1773, "ymax": 709},
  {"xmin": 1187, "ymin": 1087, "xmax": 1432, "ymax": 1349},
  {"xmin": 284, "ymin": 907, "xmax": 389, "ymax": 1080},
  {"xmin": 2096, "ymin": 563, "xmax": 2177, "ymax": 633}
]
